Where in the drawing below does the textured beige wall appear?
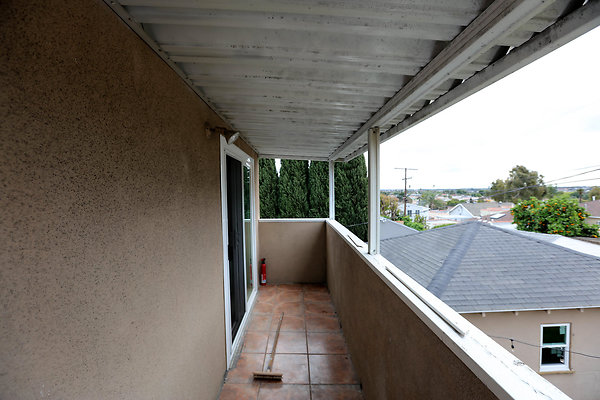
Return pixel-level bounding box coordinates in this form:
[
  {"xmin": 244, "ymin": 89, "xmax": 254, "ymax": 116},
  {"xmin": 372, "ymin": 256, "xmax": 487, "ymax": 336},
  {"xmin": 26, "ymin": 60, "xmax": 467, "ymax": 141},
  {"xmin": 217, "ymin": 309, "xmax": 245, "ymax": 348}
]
[
  {"xmin": 0, "ymin": 1, "xmax": 237, "ymax": 398},
  {"xmin": 464, "ymin": 309, "xmax": 600, "ymax": 400},
  {"xmin": 325, "ymin": 224, "xmax": 498, "ymax": 400},
  {"xmin": 258, "ymin": 220, "xmax": 327, "ymax": 283}
]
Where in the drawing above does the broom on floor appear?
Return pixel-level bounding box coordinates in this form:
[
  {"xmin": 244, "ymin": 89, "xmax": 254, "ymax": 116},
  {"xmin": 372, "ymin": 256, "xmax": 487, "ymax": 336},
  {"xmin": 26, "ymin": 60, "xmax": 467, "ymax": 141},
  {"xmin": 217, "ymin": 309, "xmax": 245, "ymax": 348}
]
[{"xmin": 253, "ymin": 312, "xmax": 284, "ymax": 380}]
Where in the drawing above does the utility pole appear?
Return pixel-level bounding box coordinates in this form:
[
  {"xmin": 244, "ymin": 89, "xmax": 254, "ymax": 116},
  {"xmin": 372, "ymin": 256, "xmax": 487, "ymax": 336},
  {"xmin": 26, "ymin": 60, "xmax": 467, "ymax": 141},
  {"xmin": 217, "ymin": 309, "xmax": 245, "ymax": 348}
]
[{"xmin": 395, "ymin": 168, "xmax": 418, "ymax": 217}]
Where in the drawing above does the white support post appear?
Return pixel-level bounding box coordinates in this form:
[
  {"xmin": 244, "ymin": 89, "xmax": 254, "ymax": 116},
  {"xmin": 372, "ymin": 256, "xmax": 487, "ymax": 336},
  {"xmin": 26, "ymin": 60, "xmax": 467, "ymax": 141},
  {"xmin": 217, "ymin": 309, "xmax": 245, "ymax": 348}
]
[
  {"xmin": 329, "ymin": 160, "xmax": 335, "ymax": 220},
  {"xmin": 368, "ymin": 127, "xmax": 380, "ymax": 255}
]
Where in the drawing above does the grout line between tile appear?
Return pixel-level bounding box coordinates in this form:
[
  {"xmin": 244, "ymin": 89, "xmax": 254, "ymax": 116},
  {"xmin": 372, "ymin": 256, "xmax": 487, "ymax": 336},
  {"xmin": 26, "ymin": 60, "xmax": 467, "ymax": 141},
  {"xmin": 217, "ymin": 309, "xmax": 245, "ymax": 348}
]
[{"xmin": 303, "ymin": 287, "xmax": 313, "ymax": 400}]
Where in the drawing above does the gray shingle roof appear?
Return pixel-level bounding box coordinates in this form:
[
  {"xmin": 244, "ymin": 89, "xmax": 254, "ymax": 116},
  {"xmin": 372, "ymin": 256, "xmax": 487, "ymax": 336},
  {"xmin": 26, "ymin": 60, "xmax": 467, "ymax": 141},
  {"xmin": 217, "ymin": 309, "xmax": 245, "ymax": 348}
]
[
  {"xmin": 380, "ymin": 218, "xmax": 418, "ymax": 240},
  {"xmin": 380, "ymin": 222, "xmax": 600, "ymax": 313}
]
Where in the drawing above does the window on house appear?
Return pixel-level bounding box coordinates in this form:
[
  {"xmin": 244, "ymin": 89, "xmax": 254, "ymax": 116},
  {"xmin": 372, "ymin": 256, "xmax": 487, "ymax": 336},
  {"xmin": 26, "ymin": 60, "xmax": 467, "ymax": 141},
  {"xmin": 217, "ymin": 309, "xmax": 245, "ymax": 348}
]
[{"xmin": 540, "ymin": 323, "xmax": 570, "ymax": 372}]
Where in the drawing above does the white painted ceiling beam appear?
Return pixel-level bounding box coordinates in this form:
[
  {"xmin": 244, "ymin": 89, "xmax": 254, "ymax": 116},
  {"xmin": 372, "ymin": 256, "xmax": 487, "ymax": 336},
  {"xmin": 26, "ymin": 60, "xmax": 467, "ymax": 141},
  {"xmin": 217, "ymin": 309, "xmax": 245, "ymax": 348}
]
[
  {"xmin": 217, "ymin": 98, "xmax": 388, "ymax": 110},
  {"xmin": 329, "ymin": 0, "xmax": 554, "ymax": 161},
  {"xmin": 130, "ymin": 8, "xmax": 464, "ymax": 41},
  {"xmin": 194, "ymin": 82, "xmax": 398, "ymax": 98},
  {"xmin": 163, "ymin": 45, "xmax": 432, "ymax": 67},
  {"xmin": 173, "ymin": 56, "xmax": 423, "ymax": 76},
  {"xmin": 121, "ymin": 0, "xmax": 485, "ymax": 26},
  {"xmin": 259, "ymin": 153, "xmax": 329, "ymax": 161},
  {"xmin": 146, "ymin": 26, "xmax": 440, "ymax": 63}
]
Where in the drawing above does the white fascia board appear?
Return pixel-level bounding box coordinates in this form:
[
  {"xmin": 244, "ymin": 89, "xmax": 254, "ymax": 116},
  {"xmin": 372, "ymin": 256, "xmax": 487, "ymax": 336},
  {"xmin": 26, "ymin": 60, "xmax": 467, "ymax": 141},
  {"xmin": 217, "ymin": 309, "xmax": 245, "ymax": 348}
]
[
  {"xmin": 344, "ymin": 0, "xmax": 600, "ymax": 160},
  {"xmin": 329, "ymin": 0, "xmax": 552, "ymax": 161}
]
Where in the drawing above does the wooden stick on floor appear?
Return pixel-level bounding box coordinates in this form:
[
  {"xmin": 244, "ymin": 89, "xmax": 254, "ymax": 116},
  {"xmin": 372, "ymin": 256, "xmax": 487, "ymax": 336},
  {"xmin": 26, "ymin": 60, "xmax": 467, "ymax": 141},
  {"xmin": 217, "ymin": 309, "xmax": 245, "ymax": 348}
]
[{"xmin": 253, "ymin": 312, "xmax": 284, "ymax": 380}]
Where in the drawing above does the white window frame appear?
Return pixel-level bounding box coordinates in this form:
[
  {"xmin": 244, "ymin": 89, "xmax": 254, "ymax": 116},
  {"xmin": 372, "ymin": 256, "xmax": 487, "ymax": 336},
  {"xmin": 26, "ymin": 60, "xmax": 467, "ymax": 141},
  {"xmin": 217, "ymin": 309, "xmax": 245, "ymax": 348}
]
[{"xmin": 540, "ymin": 323, "xmax": 570, "ymax": 372}]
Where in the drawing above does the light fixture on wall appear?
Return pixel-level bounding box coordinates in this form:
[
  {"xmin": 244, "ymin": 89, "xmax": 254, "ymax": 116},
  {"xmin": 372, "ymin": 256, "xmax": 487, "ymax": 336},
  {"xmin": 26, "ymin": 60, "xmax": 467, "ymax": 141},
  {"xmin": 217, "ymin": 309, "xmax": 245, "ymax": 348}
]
[
  {"xmin": 205, "ymin": 124, "xmax": 240, "ymax": 144},
  {"xmin": 225, "ymin": 131, "xmax": 240, "ymax": 144}
]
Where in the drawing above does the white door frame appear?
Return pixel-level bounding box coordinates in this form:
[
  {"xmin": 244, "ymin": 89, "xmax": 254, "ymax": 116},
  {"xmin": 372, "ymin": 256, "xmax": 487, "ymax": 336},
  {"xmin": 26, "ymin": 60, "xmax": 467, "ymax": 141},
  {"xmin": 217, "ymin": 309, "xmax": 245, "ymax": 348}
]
[{"xmin": 219, "ymin": 136, "xmax": 258, "ymax": 367}]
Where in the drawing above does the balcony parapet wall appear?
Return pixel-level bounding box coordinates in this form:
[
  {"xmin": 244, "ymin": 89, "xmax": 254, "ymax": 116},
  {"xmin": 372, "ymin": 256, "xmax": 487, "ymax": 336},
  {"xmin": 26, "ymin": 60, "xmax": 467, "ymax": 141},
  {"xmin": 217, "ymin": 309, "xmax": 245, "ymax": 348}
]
[
  {"xmin": 258, "ymin": 219, "xmax": 327, "ymax": 284},
  {"xmin": 325, "ymin": 219, "xmax": 571, "ymax": 400}
]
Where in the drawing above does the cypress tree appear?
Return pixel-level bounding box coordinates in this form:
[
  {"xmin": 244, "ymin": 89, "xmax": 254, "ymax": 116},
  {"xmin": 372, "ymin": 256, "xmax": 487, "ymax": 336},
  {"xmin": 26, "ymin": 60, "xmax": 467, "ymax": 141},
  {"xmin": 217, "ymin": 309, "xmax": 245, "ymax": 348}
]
[
  {"xmin": 279, "ymin": 159, "xmax": 309, "ymax": 218},
  {"xmin": 308, "ymin": 161, "xmax": 329, "ymax": 218},
  {"xmin": 258, "ymin": 158, "xmax": 279, "ymax": 218},
  {"xmin": 335, "ymin": 155, "xmax": 368, "ymax": 241}
]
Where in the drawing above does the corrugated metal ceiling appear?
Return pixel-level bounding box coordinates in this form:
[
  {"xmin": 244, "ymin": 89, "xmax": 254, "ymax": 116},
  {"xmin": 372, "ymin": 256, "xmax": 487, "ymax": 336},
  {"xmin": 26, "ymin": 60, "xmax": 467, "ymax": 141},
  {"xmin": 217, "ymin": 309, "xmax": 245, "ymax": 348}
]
[{"xmin": 106, "ymin": 0, "xmax": 598, "ymax": 161}]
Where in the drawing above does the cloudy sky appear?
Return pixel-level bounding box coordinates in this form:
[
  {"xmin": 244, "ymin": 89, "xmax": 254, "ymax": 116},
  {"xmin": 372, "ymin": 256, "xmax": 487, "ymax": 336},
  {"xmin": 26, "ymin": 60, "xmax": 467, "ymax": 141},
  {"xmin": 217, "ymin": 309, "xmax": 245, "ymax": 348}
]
[{"xmin": 378, "ymin": 26, "xmax": 600, "ymax": 190}]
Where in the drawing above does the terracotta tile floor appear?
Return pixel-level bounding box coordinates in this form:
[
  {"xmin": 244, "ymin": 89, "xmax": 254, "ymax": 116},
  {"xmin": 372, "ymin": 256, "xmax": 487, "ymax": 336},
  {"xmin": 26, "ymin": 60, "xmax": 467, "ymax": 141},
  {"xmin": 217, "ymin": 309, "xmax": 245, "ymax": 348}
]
[{"xmin": 219, "ymin": 284, "xmax": 363, "ymax": 400}]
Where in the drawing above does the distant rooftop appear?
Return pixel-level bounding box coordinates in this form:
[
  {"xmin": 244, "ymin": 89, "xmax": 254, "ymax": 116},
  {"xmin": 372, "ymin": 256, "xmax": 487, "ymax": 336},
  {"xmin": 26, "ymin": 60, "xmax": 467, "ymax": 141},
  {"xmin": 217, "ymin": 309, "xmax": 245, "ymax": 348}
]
[
  {"xmin": 580, "ymin": 199, "xmax": 600, "ymax": 216},
  {"xmin": 450, "ymin": 202, "xmax": 514, "ymax": 218},
  {"xmin": 381, "ymin": 222, "xmax": 600, "ymax": 313},
  {"xmin": 380, "ymin": 218, "xmax": 418, "ymax": 240}
]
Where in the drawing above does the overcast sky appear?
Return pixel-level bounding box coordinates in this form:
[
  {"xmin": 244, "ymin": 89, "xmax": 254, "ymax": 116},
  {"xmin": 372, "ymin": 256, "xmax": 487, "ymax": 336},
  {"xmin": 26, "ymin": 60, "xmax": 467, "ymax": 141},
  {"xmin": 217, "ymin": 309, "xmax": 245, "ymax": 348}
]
[{"xmin": 378, "ymin": 26, "xmax": 600, "ymax": 190}]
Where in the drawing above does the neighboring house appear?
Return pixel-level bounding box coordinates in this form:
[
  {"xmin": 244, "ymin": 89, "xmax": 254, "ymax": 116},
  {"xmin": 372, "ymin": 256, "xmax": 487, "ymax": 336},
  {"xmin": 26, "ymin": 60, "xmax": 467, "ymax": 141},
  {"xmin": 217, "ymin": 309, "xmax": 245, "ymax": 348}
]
[
  {"xmin": 580, "ymin": 199, "xmax": 600, "ymax": 227},
  {"xmin": 403, "ymin": 203, "xmax": 430, "ymax": 220},
  {"xmin": 408, "ymin": 193, "xmax": 421, "ymax": 203},
  {"xmin": 448, "ymin": 201, "xmax": 514, "ymax": 220},
  {"xmin": 481, "ymin": 208, "xmax": 514, "ymax": 224},
  {"xmin": 380, "ymin": 217, "xmax": 418, "ymax": 240},
  {"xmin": 381, "ymin": 222, "xmax": 600, "ymax": 400},
  {"xmin": 426, "ymin": 209, "xmax": 460, "ymax": 228}
]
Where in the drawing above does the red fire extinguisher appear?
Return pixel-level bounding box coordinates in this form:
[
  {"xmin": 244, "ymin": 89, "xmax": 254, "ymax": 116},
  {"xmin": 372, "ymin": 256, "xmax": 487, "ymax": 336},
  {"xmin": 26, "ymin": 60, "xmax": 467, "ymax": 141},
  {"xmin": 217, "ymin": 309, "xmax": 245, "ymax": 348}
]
[{"xmin": 260, "ymin": 258, "xmax": 267, "ymax": 285}]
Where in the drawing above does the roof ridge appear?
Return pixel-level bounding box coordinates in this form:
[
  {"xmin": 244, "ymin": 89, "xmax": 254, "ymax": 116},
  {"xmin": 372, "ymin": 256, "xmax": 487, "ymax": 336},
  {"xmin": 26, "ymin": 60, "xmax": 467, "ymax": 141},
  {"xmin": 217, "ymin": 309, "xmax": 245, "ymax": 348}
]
[
  {"xmin": 380, "ymin": 220, "xmax": 478, "ymax": 242},
  {"xmin": 484, "ymin": 223, "xmax": 600, "ymax": 261},
  {"xmin": 427, "ymin": 222, "xmax": 481, "ymax": 297}
]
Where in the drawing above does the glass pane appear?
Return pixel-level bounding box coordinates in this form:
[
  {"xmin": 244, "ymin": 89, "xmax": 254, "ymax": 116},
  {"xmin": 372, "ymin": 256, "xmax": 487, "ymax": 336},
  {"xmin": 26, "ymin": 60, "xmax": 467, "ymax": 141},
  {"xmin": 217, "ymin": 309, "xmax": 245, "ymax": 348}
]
[
  {"xmin": 542, "ymin": 326, "xmax": 567, "ymax": 345},
  {"xmin": 541, "ymin": 347, "xmax": 566, "ymax": 365},
  {"xmin": 243, "ymin": 165, "xmax": 253, "ymax": 302}
]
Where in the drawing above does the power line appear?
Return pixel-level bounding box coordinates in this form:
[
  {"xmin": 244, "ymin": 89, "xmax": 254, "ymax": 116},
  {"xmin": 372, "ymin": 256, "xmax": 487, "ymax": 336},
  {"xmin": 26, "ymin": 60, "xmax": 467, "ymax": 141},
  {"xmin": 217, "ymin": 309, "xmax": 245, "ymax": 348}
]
[
  {"xmin": 546, "ymin": 168, "xmax": 600, "ymax": 184},
  {"xmin": 486, "ymin": 168, "xmax": 600, "ymax": 198},
  {"xmin": 345, "ymin": 221, "xmax": 368, "ymax": 228},
  {"xmin": 573, "ymin": 164, "xmax": 600, "ymax": 171},
  {"xmin": 489, "ymin": 335, "xmax": 600, "ymax": 359},
  {"xmin": 551, "ymin": 177, "xmax": 600, "ymax": 185}
]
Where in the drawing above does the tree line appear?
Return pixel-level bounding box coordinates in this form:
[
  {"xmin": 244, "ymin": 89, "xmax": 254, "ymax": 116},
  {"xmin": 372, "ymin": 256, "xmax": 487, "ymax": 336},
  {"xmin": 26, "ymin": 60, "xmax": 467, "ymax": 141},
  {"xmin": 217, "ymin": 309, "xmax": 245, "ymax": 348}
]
[{"xmin": 259, "ymin": 156, "xmax": 368, "ymax": 241}]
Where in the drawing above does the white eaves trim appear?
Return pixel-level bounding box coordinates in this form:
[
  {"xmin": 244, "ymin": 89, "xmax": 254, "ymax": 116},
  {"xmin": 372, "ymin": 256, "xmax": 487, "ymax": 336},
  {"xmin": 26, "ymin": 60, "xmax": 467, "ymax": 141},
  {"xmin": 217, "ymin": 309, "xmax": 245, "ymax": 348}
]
[
  {"xmin": 330, "ymin": 0, "xmax": 553, "ymax": 160},
  {"xmin": 344, "ymin": 0, "xmax": 600, "ymax": 161},
  {"xmin": 327, "ymin": 219, "xmax": 571, "ymax": 400}
]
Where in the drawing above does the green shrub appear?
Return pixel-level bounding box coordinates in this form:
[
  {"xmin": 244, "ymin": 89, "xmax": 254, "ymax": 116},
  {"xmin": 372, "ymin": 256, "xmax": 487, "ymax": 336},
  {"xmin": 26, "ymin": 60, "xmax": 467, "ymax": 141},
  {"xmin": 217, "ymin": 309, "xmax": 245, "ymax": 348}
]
[
  {"xmin": 401, "ymin": 215, "xmax": 426, "ymax": 231},
  {"xmin": 512, "ymin": 197, "xmax": 598, "ymax": 237}
]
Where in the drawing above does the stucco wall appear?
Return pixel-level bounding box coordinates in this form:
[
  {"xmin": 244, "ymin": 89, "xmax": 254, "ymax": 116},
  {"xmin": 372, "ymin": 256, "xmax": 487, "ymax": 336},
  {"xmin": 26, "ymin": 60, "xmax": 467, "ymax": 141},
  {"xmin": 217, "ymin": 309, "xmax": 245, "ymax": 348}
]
[
  {"xmin": 325, "ymin": 224, "xmax": 498, "ymax": 400},
  {"xmin": 0, "ymin": 1, "xmax": 240, "ymax": 398},
  {"xmin": 464, "ymin": 309, "xmax": 600, "ymax": 400},
  {"xmin": 258, "ymin": 220, "xmax": 327, "ymax": 284}
]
